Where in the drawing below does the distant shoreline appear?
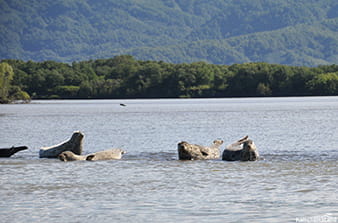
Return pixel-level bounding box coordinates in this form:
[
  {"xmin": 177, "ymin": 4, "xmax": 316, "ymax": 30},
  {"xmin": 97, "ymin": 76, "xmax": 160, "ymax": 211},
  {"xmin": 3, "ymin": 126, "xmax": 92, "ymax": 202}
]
[{"xmin": 2, "ymin": 57, "xmax": 337, "ymax": 103}]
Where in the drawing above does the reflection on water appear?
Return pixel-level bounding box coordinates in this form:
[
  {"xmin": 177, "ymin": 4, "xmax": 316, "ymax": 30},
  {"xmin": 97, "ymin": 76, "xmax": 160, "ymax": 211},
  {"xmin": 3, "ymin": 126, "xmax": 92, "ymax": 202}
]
[{"xmin": 0, "ymin": 97, "xmax": 337, "ymax": 223}]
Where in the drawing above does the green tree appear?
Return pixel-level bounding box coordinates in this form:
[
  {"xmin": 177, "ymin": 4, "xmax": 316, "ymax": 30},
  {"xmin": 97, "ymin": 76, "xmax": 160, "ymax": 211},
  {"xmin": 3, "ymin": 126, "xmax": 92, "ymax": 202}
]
[
  {"xmin": 306, "ymin": 72, "xmax": 338, "ymax": 95},
  {"xmin": 256, "ymin": 82, "xmax": 272, "ymax": 96},
  {"xmin": 8, "ymin": 85, "xmax": 31, "ymax": 103},
  {"xmin": 78, "ymin": 80, "xmax": 93, "ymax": 98},
  {"xmin": 0, "ymin": 62, "xmax": 14, "ymax": 103},
  {"xmin": 54, "ymin": 85, "xmax": 80, "ymax": 98},
  {"xmin": 3, "ymin": 56, "xmax": 338, "ymax": 99}
]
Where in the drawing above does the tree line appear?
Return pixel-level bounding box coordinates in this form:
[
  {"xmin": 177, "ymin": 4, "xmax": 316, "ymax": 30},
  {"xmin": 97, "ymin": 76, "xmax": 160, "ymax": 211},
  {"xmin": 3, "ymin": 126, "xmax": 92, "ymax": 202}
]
[{"xmin": 1, "ymin": 55, "xmax": 338, "ymax": 103}]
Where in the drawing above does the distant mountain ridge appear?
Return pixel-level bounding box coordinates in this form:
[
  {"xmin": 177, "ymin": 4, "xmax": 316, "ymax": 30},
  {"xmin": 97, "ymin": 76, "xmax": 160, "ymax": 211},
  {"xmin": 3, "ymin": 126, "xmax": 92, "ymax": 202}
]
[{"xmin": 0, "ymin": 0, "xmax": 337, "ymax": 66}]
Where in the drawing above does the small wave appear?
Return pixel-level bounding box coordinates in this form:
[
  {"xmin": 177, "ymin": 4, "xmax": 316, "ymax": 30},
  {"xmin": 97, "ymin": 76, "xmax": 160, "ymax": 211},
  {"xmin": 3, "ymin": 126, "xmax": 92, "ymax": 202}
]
[
  {"xmin": 261, "ymin": 150, "xmax": 338, "ymax": 162},
  {"xmin": 124, "ymin": 151, "xmax": 177, "ymax": 161},
  {"xmin": 295, "ymin": 188, "xmax": 316, "ymax": 193}
]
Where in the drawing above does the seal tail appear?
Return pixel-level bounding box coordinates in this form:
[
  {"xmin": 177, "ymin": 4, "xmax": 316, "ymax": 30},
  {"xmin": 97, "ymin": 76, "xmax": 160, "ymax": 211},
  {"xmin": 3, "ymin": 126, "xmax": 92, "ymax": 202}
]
[{"xmin": 10, "ymin": 146, "xmax": 28, "ymax": 155}]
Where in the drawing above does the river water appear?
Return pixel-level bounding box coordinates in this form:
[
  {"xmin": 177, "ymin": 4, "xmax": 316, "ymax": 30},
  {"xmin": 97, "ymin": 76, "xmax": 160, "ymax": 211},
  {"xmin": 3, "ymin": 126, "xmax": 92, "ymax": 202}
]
[{"xmin": 0, "ymin": 97, "xmax": 337, "ymax": 223}]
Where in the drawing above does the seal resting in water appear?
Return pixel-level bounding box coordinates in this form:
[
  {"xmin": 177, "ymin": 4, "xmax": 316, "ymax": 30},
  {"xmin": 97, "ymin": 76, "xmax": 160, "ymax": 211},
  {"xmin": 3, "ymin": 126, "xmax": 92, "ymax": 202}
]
[
  {"xmin": 58, "ymin": 148, "xmax": 126, "ymax": 162},
  {"xmin": 0, "ymin": 146, "xmax": 28, "ymax": 157},
  {"xmin": 86, "ymin": 148, "xmax": 126, "ymax": 161},
  {"xmin": 178, "ymin": 140, "xmax": 223, "ymax": 160},
  {"xmin": 222, "ymin": 136, "xmax": 259, "ymax": 161},
  {"xmin": 39, "ymin": 131, "xmax": 84, "ymax": 158},
  {"xmin": 58, "ymin": 151, "xmax": 87, "ymax": 161}
]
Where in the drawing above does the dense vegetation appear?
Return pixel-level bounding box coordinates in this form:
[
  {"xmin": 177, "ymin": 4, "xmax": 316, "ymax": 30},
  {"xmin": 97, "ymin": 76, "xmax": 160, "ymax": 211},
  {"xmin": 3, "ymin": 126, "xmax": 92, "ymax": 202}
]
[
  {"xmin": 1, "ymin": 0, "xmax": 337, "ymax": 66},
  {"xmin": 2, "ymin": 56, "xmax": 338, "ymax": 100},
  {"xmin": 0, "ymin": 62, "xmax": 30, "ymax": 103}
]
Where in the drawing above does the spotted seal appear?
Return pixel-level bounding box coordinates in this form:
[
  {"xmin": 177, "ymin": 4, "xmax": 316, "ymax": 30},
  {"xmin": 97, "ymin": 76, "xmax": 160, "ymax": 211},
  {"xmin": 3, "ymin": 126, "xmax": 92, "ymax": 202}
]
[
  {"xmin": 178, "ymin": 140, "xmax": 223, "ymax": 160},
  {"xmin": 58, "ymin": 148, "xmax": 126, "ymax": 162},
  {"xmin": 86, "ymin": 148, "xmax": 126, "ymax": 161},
  {"xmin": 222, "ymin": 136, "xmax": 259, "ymax": 161},
  {"xmin": 58, "ymin": 151, "xmax": 87, "ymax": 161}
]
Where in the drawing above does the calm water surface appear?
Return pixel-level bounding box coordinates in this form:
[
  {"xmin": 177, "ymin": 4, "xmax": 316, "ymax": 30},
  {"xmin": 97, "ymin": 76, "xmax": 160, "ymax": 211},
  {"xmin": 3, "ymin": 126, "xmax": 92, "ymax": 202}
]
[{"xmin": 0, "ymin": 97, "xmax": 337, "ymax": 223}]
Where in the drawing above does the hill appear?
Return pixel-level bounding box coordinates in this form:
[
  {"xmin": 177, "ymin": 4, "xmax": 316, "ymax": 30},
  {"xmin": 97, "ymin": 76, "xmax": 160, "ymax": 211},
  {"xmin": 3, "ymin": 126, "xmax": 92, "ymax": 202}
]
[{"xmin": 0, "ymin": 0, "xmax": 337, "ymax": 66}]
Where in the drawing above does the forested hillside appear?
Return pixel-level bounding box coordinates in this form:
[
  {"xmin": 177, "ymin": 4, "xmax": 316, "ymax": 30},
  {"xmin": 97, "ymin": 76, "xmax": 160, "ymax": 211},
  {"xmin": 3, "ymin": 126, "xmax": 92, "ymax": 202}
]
[
  {"xmin": 1, "ymin": 0, "xmax": 337, "ymax": 66},
  {"xmin": 2, "ymin": 56, "xmax": 338, "ymax": 101}
]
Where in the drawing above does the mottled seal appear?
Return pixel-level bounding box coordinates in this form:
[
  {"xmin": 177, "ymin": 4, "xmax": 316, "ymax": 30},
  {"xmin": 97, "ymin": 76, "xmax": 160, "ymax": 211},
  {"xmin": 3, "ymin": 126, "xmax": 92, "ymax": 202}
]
[
  {"xmin": 222, "ymin": 136, "xmax": 259, "ymax": 161},
  {"xmin": 39, "ymin": 131, "xmax": 84, "ymax": 158},
  {"xmin": 58, "ymin": 151, "xmax": 87, "ymax": 161},
  {"xmin": 0, "ymin": 146, "xmax": 28, "ymax": 157},
  {"xmin": 86, "ymin": 148, "xmax": 126, "ymax": 161},
  {"xmin": 178, "ymin": 140, "xmax": 223, "ymax": 160},
  {"xmin": 58, "ymin": 149, "xmax": 126, "ymax": 162}
]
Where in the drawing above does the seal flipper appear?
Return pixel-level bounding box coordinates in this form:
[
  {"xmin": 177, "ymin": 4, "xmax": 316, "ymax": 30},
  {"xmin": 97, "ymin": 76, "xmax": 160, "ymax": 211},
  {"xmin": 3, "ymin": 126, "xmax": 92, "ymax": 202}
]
[{"xmin": 86, "ymin": 154, "xmax": 95, "ymax": 161}]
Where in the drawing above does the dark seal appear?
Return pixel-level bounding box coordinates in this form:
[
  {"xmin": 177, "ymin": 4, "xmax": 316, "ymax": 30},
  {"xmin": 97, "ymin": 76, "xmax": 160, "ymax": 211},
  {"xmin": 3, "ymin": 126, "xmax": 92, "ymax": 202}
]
[
  {"xmin": 0, "ymin": 146, "xmax": 28, "ymax": 157},
  {"xmin": 222, "ymin": 136, "xmax": 259, "ymax": 161}
]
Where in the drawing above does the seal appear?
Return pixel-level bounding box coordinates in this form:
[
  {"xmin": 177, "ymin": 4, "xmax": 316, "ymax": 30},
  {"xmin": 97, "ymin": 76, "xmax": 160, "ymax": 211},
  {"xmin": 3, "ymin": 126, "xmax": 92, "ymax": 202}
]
[
  {"xmin": 39, "ymin": 131, "xmax": 84, "ymax": 158},
  {"xmin": 222, "ymin": 136, "xmax": 259, "ymax": 161},
  {"xmin": 58, "ymin": 148, "xmax": 126, "ymax": 162},
  {"xmin": 178, "ymin": 139, "xmax": 223, "ymax": 160},
  {"xmin": 58, "ymin": 151, "xmax": 87, "ymax": 161},
  {"xmin": 86, "ymin": 148, "xmax": 126, "ymax": 161},
  {"xmin": 0, "ymin": 146, "xmax": 28, "ymax": 157}
]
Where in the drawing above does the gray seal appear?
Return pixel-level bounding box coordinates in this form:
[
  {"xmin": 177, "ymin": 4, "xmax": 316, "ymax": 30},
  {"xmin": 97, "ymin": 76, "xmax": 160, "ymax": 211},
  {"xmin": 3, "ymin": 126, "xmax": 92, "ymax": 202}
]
[
  {"xmin": 58, "ymin": 151, "xmax": 87, "ymax": 161},
  {"xmin": 39, "ymin": 131, "xmax": 84, "ymax": 158},
  {"xmin": 86, "ymin": 148, "xmax": 126, "ymax": 161},
  {"xmin": 178, "ymin": 140, "xmax": 223, "ymax": 160},
  {"xmin": 222, "ymin": 136, "xmax": 259, "ymax": 161},
  {"xmin": 58, "ymin": 148, "xmax": 126, "ymax": 162}
]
